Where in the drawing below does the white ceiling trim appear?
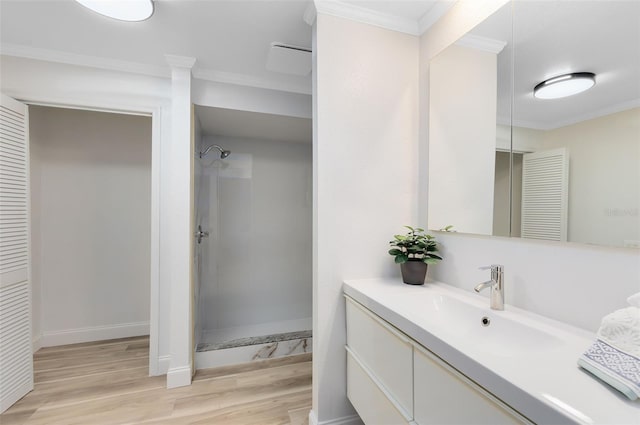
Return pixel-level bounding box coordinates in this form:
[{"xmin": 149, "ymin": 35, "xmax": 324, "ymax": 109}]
[
  {"xmin": 513, "ymin": 98, "xmax": 640, "ymax": 131},
  {"xmin": 165, "ymin": 55, "xmax": 196, "ymax": 69},
  {"xmin": 418, "ymin": 1, "xmax": 456, "ymax": 34},
  {"xmin": 192, "ymin": 68, "xmax": 312, "ymax": 95},
  {"xmin": 0, "ymin": 42, "xmax": 169, "ymax": 77},
  {"xmin": 455, "ymin": 34, "xmax": 507, "ymax": 54},
  {"xmin": 314, "ymin": 0, "xmax": 420, "ymax": 36},
  {"xmin": 303, "ymin": 2, "xmax": 317, "ymax": 25},
  {"xmin": 0, "ymin": 42, "xmax": 311, "ymax": 95}
]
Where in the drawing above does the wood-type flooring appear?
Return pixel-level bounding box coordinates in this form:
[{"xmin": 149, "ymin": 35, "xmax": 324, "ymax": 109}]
[{"xmin": 0, "ymin": 336, "xmax": 312, "ymax": 425}]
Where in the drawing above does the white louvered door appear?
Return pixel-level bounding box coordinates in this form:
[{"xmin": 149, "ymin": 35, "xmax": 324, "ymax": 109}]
[
  {"xmin": 0, "ymin": 93, "xmax": 33, "ymax": 413},
  {"xmin": 521, "ymin": 148, "xmax": 569, "ymax": 242}
]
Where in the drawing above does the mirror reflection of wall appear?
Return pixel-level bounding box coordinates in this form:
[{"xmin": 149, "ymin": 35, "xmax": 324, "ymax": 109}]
[
  {"xmin": 511, "ymin": 108, "xmax": 639, "ymax": 247},
  {"xmin": 427, "ymin": 0, "xmax": 640, "ymax": 249},
  {"xmin": 511, "ymin": 1, "xmax": 640, "ymax": 248},
  {"xmin": 427, "ymin": 4, "xmax": 511, "ymax": 236}
]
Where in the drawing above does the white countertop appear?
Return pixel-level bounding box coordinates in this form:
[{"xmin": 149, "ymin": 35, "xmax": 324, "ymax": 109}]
[{"xmin": 343, "ymin": 278, "xmax": 640, "ymax": 425}]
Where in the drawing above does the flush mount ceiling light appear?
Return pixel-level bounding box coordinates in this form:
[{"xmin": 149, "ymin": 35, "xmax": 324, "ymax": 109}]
[
  {"xmin": 533, "ymin": 72, "xmax": 596, "ymax": 99},
  {"xmin": 75, "ymin": 0, "xmax": 154, "ymax": 22}
]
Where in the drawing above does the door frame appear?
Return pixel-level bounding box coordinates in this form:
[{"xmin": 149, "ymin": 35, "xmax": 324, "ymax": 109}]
[{"xmin": 15, "ymin": 95, "xmax": 162, "ymax": 376}]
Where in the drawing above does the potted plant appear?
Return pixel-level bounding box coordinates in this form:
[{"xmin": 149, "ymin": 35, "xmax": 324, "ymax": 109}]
[{"xmin": 388, "ymin": 226, "xmax": 442, "ymax": 285}]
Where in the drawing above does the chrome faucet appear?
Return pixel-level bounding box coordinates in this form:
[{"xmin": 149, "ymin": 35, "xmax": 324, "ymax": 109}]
[{"xmin": 474, "ymin": 265, "xmax": 504, "ymax": 310}]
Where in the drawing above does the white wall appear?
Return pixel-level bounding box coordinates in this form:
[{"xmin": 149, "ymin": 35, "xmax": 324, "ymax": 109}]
[
  {"xmin": 428, "ymin": 44, "xmax": 497, "ymax": 235},
  {"xmin": 492, "ymin": 151, "xmax": 510, "ymax": 237},
  {"xmin": 539, "ymin": 108, "xmax": 640, "ymax": 247},
  {"xmin": 198, "ymin": 135, "xmax": 312, "ymax": 333},
  {"xmin": 430, "ymin": 232, "xmax": 640, "ymax": 332},
  {"xmin": 313, "ymin": 13, "xmax": 418, "ymax": 424},
  {"xmin": 498, "ymin": 124, "xmax": 544, "ymax": 153},
  {"xmin": 493, "ymin": 151, "xmax": 523, "ymax": 238},
  {"xmin": 29, "ymin": 106, "xmax": 151, "ymax": 346},
  {"xmin": 420, "ymin": 0, "xmax": 640, "ymax": 334}
]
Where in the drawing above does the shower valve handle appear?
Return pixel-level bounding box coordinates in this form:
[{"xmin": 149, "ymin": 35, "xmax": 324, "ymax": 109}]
[{"xmin": 196, "ymin": 225, "xmax": 209, "ymax": 244}]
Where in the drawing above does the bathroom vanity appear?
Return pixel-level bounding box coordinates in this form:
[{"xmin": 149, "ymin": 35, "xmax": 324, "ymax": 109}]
[{"xmin": 344, "ymin": 278, "xmax": 639, "ymax": 425}]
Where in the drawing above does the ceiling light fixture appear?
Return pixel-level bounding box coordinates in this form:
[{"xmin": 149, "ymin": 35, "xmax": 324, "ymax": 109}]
[
  {"xmin": 533, "ymin": 72, "xmax": 596, "ymax": 99},
  {"xmin": 75, "ymin": 0, "xmax": 154, "ymax": 22}
]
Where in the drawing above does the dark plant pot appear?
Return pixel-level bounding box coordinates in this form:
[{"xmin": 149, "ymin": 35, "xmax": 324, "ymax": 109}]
[{"xmin": 400, "ymin": 260, "xmax": 428, "ymax": 285}]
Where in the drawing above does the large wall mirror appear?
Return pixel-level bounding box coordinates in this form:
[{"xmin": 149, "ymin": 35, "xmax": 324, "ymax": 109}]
[{"xmin": 428, "ymin": 0, "xmax": 640, "ymax": 249}]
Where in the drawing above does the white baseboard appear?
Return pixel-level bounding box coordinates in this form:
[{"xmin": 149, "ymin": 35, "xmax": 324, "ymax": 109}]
[
  {"xmin": 157, "ymin": 355, "xmax": 171, "ymax": 375},
  {"xmin": 40, "ymin": 321, "xmax": 150, "ymax": 347},
  {"xmin": 166, "ymin": 364, "xmax": 192, "ymax": 388},
  {"xmin": 32, "ymin": 335, "xmax": 43, "ymax": 353},
  {"xmin": 309, "ymin": 410, "xmax": 362, "ymax": 425}
]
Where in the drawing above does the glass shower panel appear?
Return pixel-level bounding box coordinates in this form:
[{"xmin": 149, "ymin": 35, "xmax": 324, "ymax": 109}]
[{"xmin": 194, "ymin": 135, "xmax": 312, "ymax": 368}]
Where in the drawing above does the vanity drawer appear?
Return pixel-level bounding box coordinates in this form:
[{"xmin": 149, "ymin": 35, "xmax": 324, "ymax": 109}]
[
  {"xmin": 413, "ymin": 345, "xmax": 528, "ymax": 425},
  {"xmin": 346, "ymin": 349, "xmax": 411, "ymax": 425},
  {"xmin": 345, "ymin": 296, "xmax": 413, "ymax": 416}
]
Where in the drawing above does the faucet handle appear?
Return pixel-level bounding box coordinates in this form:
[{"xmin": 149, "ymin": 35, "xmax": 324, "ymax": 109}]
[{"xmin": 479, "ymin": 264, "xmax": 503, "ymax": 272}]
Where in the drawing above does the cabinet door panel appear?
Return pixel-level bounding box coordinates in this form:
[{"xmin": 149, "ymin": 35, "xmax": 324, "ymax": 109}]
[
  {"xmin": 345, "ymin": 296, "xmax": 413, "ymax": 416},
  {"xmin": 414, "ymin": 347, "xmax": 525, "ymax": 425}
]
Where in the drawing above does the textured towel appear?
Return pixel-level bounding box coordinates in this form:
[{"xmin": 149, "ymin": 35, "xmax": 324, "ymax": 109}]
[
  {"xmin": 628, "ymin": 292, "xmax": 640, "ymax": 308},
  {"xmin": 578, "ymin": 307, "xmax": 640, "ymax": 400}
]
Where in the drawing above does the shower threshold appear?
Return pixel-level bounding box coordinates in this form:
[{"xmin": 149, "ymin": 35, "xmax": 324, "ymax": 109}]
[{"xmin": 197, "ymin": 329, "xmax": 312, "ymax": 352}]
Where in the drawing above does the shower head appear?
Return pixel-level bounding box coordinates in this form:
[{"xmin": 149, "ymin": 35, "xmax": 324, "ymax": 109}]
[{"xmin": 199, "ymin": 144, "xmax": 231, "ymax": 159}]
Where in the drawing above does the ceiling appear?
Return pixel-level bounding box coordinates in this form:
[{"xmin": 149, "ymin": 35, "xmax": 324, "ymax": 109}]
[
  {"xmin": 0, "ymin": 0, "xmax": 452, "ymax": 143},
  {"xmin": 0, "ymin": 0, "xmax": 453, "ymax": 96},
  {"xmin": 0, "ymin": 0, "xmax": 314, "ymax": 94},
  {"xmin": 195, "ymin": 106, "xmax": 312, "ymax": 143},
  {"xmin": 5, "ymin": 1, "xmax": 632, "ymax": 131},
  {"xmin": 468, "ymin": 0, "xmax": 640, "ymax": 130}
]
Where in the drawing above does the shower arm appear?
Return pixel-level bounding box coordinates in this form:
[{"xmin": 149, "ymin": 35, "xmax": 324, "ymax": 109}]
[
  {"xmin": 199, "ymin": 144, "xmax": 231, "ymax": 159},
  {"xmin": 199, "ymin": 144, "xmax": 221, "ymax": 158}
]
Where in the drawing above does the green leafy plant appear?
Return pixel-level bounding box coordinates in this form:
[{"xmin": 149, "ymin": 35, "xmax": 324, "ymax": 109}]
[{"xmin": 388, "ymin": 226, "xmax": 443, "ymax": 265}]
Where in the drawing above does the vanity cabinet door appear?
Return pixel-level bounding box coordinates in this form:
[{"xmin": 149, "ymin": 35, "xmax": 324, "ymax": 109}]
[
  {"xmin": 345, "ymin": 296, "xmax": 413, "ymax": 417},
  {"xmin": 413, "ymin": 347, "xmax": 528, "ymax": 425}
]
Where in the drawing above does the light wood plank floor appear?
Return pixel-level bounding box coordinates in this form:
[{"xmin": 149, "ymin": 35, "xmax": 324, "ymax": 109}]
[{"xmin": 1, "ymin": 336, "xmax": 312, "ymax": 425}]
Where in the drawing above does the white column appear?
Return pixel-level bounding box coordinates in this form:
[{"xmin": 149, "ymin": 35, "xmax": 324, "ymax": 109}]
[{"xmin": 165, "ymin": 54, "xmax": 196, "ymax": 389}]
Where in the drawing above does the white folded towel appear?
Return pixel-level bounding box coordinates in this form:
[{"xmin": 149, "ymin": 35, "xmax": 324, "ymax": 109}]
[
  {"xmin": 578, "ymin": 306, "xmax": 640, "ymax": 400},
  {"xmin": 628, "ymin": 292, "xmax": 640, "ymax": 308}
]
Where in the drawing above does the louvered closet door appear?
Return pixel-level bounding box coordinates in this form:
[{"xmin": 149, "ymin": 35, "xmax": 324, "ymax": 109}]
[
  {"xmin": 0, "ymin": 93, "xmax": 33, "ymax": 413},
  {"xmin": 521, "ymin": 148, "xmax": 569, "ymax": 242}
]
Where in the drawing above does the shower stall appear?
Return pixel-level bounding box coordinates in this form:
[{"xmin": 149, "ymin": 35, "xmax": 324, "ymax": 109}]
[{"xmin": 193, "ymin": 106, "xmax": 312, "ymax": 369}]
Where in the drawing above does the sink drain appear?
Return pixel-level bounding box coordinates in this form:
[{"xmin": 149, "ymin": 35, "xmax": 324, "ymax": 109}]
[{"xmin": 481, "ymin": 316, "xmax": 491, "ymax": 327}]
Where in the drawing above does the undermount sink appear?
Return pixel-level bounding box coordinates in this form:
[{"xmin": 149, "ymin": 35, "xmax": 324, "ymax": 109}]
[{"xmin": 401, "ymin": 291, "xmax": 563, "ymax": 356}]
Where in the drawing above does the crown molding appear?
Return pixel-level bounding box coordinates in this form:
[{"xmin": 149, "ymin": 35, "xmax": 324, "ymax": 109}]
[
  {"xmin": 515, "ymin": 98, "xmax": 640, "ymax": 131},
  {"xmin": 314, "ymin": 0, "xmax": 457, "ymax": 36},
  {"xmin": 418, "ymin": 1, "xmax": 457, "ymax": 34},
  {"xmin": 455, "ymin": 34, "xmax": 507, "ymax": 54},
  {"xmin": 1, "ymin": 42, "xmax": 311, "ymax": 95},
  {"xmin": 303, "ymin": 2, "xmax": 317, "ymax": 26},
  {"xmin": 165, "ymin": 54, "xmax": 196, "ymax": 69},
  {"xmin": 192, "ymin": 68, "xmax": 312, "ymax": 95},
  {"xmin": 314, "ymin": 0, "xmax": 420, "ymax": 36},
  {"xmin": 0, "ymin": 42, "xmax": 169, "ymax": 77}
]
